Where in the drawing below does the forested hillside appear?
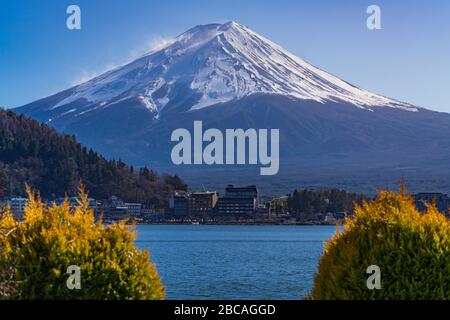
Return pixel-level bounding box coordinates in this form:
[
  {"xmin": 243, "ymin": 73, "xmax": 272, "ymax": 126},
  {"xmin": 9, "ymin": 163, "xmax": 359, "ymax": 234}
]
[
  {"xmin": 287, "ymin": 188, "xmax": 365, "ymax": 214},
  {"xmin": 0, "ymin": 109, "xmax": 187, "ymax": 206}
]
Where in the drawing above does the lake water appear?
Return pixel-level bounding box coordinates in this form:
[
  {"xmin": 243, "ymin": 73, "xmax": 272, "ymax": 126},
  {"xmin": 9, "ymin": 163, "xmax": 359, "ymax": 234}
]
[{"xmin": 135, "ymin": 225, "xmax": 337, "ymax": 300}]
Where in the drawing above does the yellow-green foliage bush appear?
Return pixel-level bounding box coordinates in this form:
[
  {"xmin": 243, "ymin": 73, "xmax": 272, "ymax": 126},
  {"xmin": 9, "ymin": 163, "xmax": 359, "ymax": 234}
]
[
  {"xmin": 312, "ymin": 189, "xmax": 450, "ymax": 299},
  {"xmin": 0, "ymin": 187, "xmax": 164, "ymax": 300}
]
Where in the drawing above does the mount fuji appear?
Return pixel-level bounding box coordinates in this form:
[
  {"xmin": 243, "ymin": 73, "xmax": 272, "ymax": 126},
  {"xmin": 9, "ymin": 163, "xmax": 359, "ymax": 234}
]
[{"xmin": 15, "ymin": 21, "xmax": 450, "ymax": 194}]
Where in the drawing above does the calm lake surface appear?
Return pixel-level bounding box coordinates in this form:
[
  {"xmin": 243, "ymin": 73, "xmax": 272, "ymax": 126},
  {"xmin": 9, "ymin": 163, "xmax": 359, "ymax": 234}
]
[{"xmin": 135, "ymin": 225, "xmax": 337, "ymax": 300}]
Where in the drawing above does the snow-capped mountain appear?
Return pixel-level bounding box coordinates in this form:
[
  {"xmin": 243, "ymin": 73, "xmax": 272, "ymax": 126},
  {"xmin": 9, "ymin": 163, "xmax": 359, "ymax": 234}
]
[
  {"xmin": 27, "ymin": 21, "xmax": 416, "ymax": 124},
  {"xmin": 15, "ymin": 21, "xmax": 450, "ymax": 193}
]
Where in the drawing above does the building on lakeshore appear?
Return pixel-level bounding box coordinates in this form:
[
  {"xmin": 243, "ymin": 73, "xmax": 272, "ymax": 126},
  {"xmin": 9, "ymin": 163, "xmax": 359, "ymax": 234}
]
[
  {"xmin": 9, "ymin": 197, "xmax": 28, "ymax": 220},
  {"xmin": 169, "ymin": 185, "xmax": 262, "ymax": 217},
  {"xmin": 189, "ymin": 192, "xmax": 219, "ymax": 216},
  {"xmin": 104, "ymin": 206, "xmax": 129, "ymax": 222},
  {"xmin": 170, "ymin": 190, "xmax": 190, "ymax": 216},
  {"xmin": 169, "ymin": 190, "xmax": 219, "ymax": 216},
  {"xmin": 141, "ymin": 205, "xmax": 158, "ymax": 217},
  {"xmin": 269, "ymin": 196, "xmax": 289, "ymax": 216},
  {"xmin": 216, "ymin": 185, "xmax": 259, "ymax": 216},
  {"xmin": 106, "ymin": 196, "xmax": 125, "ymax": 208},
  {"xmin": 96, "ymin": 196, "xmax": 129, "ymax": 221},
  {"xmin": 224, "ymin": 185, "xmax": 259, "ymax": 203},
  {"xmin": 124, "ymin": 203, "xmax": 142, "ymax": 217}
]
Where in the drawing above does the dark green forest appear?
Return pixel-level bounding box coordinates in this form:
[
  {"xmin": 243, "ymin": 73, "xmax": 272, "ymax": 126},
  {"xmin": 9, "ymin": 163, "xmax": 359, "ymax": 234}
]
[
  {"xmin": 287, "ymin": 188, "xmax": 365, "ymax": 214},
  {"xmin": 0, "ymin": 109, "xmax": 187, "ymax": 206}
]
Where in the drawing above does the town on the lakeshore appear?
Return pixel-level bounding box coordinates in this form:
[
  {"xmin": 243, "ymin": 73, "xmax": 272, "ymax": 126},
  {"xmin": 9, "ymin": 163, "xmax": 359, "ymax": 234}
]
[{"xmin": 2, "ymin": 184, "xmax": 450, "ymax": 225}]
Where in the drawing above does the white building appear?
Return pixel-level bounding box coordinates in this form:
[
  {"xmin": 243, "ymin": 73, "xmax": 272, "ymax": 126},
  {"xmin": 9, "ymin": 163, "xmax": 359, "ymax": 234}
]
[{"xmin": 124, "ymin": 203, "xmax": 142, "ymax": 217}]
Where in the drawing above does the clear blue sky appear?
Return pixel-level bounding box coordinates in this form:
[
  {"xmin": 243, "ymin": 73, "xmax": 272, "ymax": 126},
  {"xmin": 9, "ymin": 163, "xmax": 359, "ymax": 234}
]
[{"xmin": 1, "ymin": 0, "xmax": 449, "ymax": 112}]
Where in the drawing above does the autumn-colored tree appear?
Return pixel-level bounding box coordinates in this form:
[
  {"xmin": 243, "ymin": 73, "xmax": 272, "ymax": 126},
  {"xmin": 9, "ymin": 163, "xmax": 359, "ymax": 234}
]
[
  {"xmin": 311, "ymin": 188, "xmax": 450, "ymax": 299},
  {"xmin": 0, "ymin": 186, "xmax": 164, "ymax": 300}
]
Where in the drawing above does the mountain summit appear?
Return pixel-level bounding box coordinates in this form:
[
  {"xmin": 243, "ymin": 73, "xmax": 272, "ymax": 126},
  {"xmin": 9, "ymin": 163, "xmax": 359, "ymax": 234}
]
[
  {"xmin": 20, "ymin": 21, "xmax": 416, "ymax": 123},
  {"xmin": 16, "ymin": 22, "xmax": 450, "ymax": 194}
]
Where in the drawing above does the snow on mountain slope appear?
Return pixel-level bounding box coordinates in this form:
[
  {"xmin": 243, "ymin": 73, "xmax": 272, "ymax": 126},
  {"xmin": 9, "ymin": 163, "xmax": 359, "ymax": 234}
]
[{"xmin": 41, "ymin": 21, "xmax": 418, "ymax": 119}]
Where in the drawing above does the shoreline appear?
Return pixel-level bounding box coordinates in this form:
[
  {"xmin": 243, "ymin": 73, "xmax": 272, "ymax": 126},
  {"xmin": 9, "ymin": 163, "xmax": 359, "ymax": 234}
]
[{"xmin": 130, "ymin": 221, "xmax": 342, "ymax": 226}]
